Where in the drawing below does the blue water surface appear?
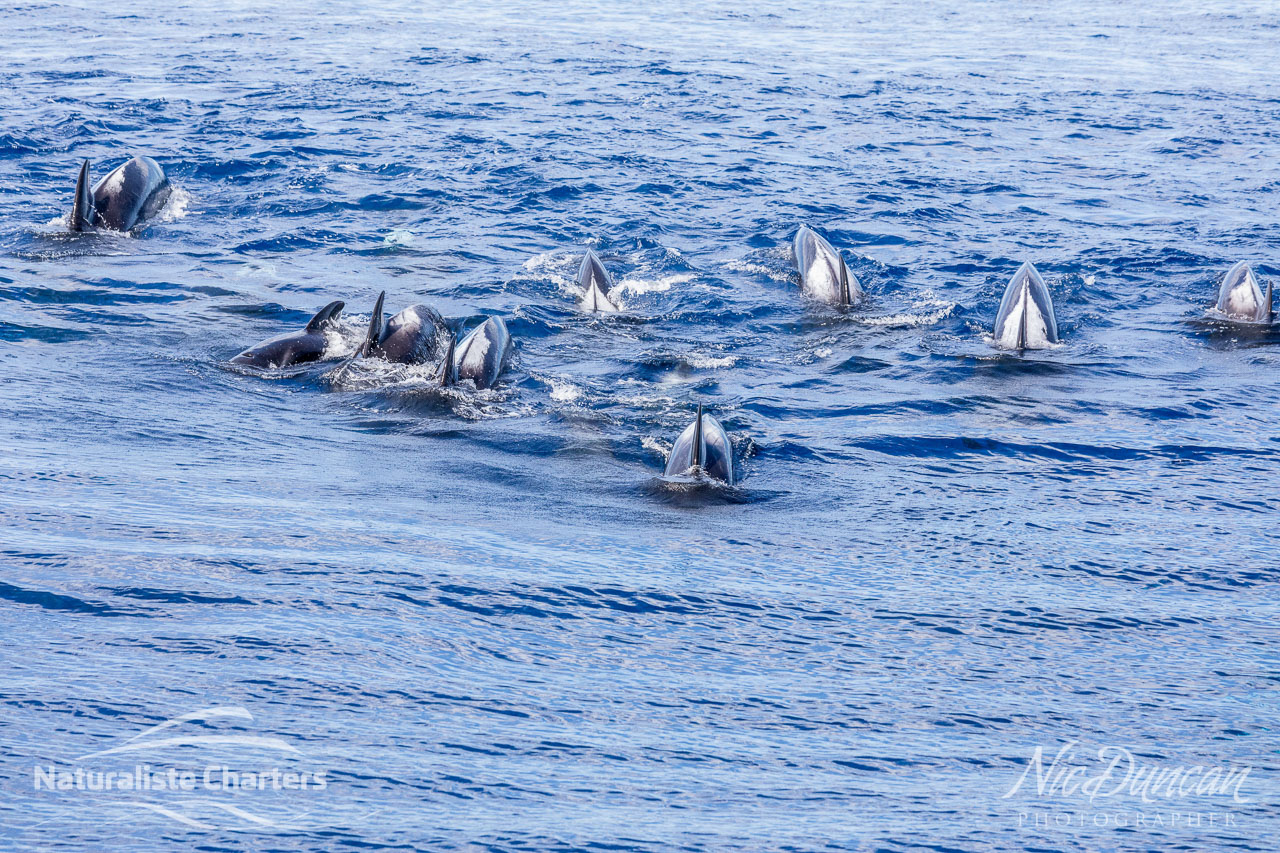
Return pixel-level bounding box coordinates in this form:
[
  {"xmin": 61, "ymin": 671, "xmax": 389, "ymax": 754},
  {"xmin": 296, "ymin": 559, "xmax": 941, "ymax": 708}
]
[{"xmin": 1, "ymin": 1, "xmax": 1278, "ymax": 850}]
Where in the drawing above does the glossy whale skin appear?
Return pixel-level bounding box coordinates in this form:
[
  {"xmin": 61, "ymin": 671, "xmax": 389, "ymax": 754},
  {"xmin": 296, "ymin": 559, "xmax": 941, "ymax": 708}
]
[{"xmin": 991, "ymin": 261, "xmax": 1059, "ymax": 350}]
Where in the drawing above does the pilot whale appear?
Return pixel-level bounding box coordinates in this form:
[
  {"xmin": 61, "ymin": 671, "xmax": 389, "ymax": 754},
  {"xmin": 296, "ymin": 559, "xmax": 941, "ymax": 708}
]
[
  {"xmin": 793, "ymin": 225, "xmax": 862, "ymax": 306},
  {"xmin": 69, "ymin": 157, "xmax": 172, "ymax": 232},
  {"xmin": 578, "ymin": 249, "xmax": 619, "ymax": 312},
  {"xmin": 992, "ymin": 261, "xmax": 1059, "ymax": 350},
  {"xmin": 444, "ymin": 316, "xmax": 512, "ymax": 389},
  {"xmin": 1214, "ymin": 261, "xmax": 1272, "ymax": 323},
  {"xmin": 352, "ymin": 291, "xmax": 452, "ymax": 365},
  {"xmin": 231, "ymin": 301, "xmax": 345, "ymax": 368},
  {"xmin": 663, "ymin": 404, "xmax": 734, "ymax": 484}
]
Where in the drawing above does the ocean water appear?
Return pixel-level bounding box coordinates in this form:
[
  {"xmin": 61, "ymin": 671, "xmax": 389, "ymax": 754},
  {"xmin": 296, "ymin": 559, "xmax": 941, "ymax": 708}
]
[{"xmin": 1, "ymin": 1, "xmax": 1277, "ymax": 850}]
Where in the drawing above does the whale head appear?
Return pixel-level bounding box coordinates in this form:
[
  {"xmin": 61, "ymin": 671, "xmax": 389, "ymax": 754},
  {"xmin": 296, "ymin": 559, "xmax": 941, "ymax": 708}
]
[
  {"xmin": 578, "ymin": 249, "xmax": 618, "ymax": 313},
  {"xmin": 452, "ymin": 316, "xmax": 512, "ymax": 389},
  {"xmin": 86, "ymin": 156, "xmax": 171, "ymax": 232},
  {"xmin": 793, "ymin": 225, "xmax": 862, "ymax": 307},
  {"xmin": 992, "ymin": 261, "xmax": 1059, "ymax": 350},
  {"xmin": 1214, "ymin": 261, "xmax": 1272, "ymax": 324}
]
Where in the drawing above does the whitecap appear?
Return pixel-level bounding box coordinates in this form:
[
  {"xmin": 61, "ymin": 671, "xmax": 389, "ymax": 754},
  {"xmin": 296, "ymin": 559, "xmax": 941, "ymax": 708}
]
[
  {"xmin": 615, "ymin": 272, "xmax": 692, "ymax": 297},
  {"xmin": 549, "ymin": 380, "xmax": 582, "ymax": 403},
  {"xmin": 722, "ymin": 257, "xmax": 793, "ymax": 283},
  {"xmin": 641, "ymin": 436, "xmax": 671, "ymax": 456},
  {"xmin": 685, "ymin": 353, "xmax": 736, "ymax": 369},
  {"xmin": 383, "ymin": 229, "xmax": 414, "ymax": 247}
]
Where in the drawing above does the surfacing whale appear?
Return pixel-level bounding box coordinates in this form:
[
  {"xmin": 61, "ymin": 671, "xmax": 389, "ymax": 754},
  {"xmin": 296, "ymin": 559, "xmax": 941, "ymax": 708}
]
[
  {"xmin": 231, "ymin": 301, "xmax": 345, "ymax": 368},
  {"xmin": 578, "ymin": 249, "xmax": 618, "ymax": 312},
  {"xmin": 793, "ymin": 225, "xmax": 862, "ymax": 306},
  {"xmin": 1214, "ymin": 261, "xmax": 1272, "ymax": 324},
  {"xmin": 992, "ymin": 261, "xmax": 1059, "ymax": 350},
  {"xmin": 664, "ymin": 403, "xmax": 734, "ymax": 485},
  {"xmin": 69, "ymin": 157, "xmax": 172, "ymax": 232},
  {"xmin": 444, "ymin": 316, "xmax": 512, "ymax": 389},
  {"xmin": 354, "ymin": 291, "xmax": 452, "ymax": 365}
]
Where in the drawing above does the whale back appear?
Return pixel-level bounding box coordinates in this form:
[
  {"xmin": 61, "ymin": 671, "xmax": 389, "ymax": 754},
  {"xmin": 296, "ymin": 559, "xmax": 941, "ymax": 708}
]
[
  {"xmin": 452, "ymin": 316, "xmax": 512, "ymax": 389},
  {"xmin": 578, "ymin": 249, "xmax": 618, "ymax": 312},
  {"xmin": 91, "ymin": 156, "xmax": 171, "ymax": 231},
  {"xmin": 664, "ymin": 405, "xmax": 734, "ymax": 484},
  {"xmin": 1215, "ymin": 261, "xmax": 1272, "ymax": 323},
  {"xmin": 377, "ymin": 303, "xmax": 449, "ymax": 365},
  {"xmin": 794, "ymin": 226, "xmax": 861, "ymax": 306},
  {"xmin": 231, "ymin": 300, "xmax": 344, "ymax": 368},
  {"xmin": 992, "ymin": 261, "xmax": 1058, "ymax": 350}
]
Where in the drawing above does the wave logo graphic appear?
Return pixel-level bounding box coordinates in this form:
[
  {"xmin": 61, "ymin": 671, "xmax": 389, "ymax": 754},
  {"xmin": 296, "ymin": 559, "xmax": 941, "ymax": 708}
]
[
  {"xmin": 35, "ymin": 705, "xmax": 327, "ymax": 833},
  {"xmin": 76, "ymin": 706, "xmax": 301, "ymax": 761}
]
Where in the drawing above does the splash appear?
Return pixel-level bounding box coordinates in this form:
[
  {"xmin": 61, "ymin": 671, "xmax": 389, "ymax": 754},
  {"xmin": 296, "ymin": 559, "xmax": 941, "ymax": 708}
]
[
  {"xmin": 522, "ymin": 249, "xmax": 570, "ymax": 273},
  {"xmin": 641, "ymin": 436, "xmax": 671, "ymax": 457},
  {"xmin": 154, "ymin": 185, "xmax": 192, "ymax": 223},
  {"xmin": 684, "ymin": 353, "xmax": 737, "ymax": 369},
  {"xmin": 234, "ymin": 260, "xmax": 280, "ymax": 279},
  {"xmin": 522, "ymin": 250, "xmax": 578, "ymax": 299},
  {"xmin": 382, "ymin": 229, "xmax": 414, "ymax": 247},
  {"xmin": 549, "ymin": 380, "xmax": 583, "ymax": 403},
  {"xmin": 858, "ymin": 300, "xmax": 957, "ymax": 328},
  {"xmin": 614, "ymin": 272, "xmax": 692, "ymax": 298},
  {"xmin": 722, "ymin": 257, "xmax": 794, "ymax": 283}
]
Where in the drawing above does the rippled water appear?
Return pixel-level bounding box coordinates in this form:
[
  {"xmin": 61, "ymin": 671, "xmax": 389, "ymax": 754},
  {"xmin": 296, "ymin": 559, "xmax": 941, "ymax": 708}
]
[{"xmin": 2, "ymin": 1, "xmax": 1278, "ymax": 850}]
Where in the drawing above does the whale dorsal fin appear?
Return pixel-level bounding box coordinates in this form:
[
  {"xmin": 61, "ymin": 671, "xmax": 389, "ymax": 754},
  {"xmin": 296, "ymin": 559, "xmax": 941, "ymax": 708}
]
[
  {"xmin": 327, "ymin": 293, "xmax": 382, "ymax": 382},
  {"xmin": 70, "ymin": 160, "xmax": 95, "ymax": 231},
  {"xmin": 692, "ymin": 403, "xmax": 705, "ymax": 470},
  {"xmin": 1263, "ymin": 281, "xmax": 1273, "ymax": 322},
  {"xmin": 437, "ymin": 330, "xmax": 457, "ymax": 387},
  {"xmin": 305, "ymin": 300, "xmax": 344, "ymax": 332},
  {"xmin": 357, "ymin": 291, "xmax": 386, "ymax": 357},
  {"xmin": 1017, "ymin": 278, "xmax": 1030, "ymax": 350}
]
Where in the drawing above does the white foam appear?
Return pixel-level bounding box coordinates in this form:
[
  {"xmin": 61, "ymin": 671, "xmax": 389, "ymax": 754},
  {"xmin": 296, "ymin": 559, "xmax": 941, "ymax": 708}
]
[
  {"xmin": 615, "ymin": 272, "xmax": 692, "ymax": 296},
  {"xmin": 520, "ymin": 251, "xmax": 579, "ymax": 300},
  {"xmin": 859, "ymin": 301, "xmax": 957, "ymax": 328},
  {"xmin": 549, "ymin": 380, "xmax": 582, "ymax": 403},
  {"xmin": 328, "ymin": 357, "xmax": 443, "ymax": 391},
  {"xmin": 47, "ymin": 214, "xmax": 131, "ymax": 238},
  {"xmin": 722, "ymin": 258, "xmax": 790, "ymax": 282},
  {"xmin": 235, "ymin": 260, "xmax": 279, "ymax": 279},
  {"xmin": 685, "ymin": 353, "xmax": 736, "ymax": 369},
  {"xmin": 981, "ymin": 332, "xmax": 1066, "ymax": 351},
  {"xmin": 641, "ymin": 436, "xmax": 671, "ymax": 456},
  {"xmin": 522, "ymin": 250, "xmax": 569, "ymax": 272},
  {"xmin": 154, "ymin": 185, "xmax": 192, "ymax": 223},
  {"xmin": 321, "ymin": 325, "xmax": 363, "ymax": 359}
]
